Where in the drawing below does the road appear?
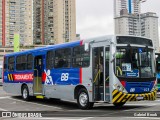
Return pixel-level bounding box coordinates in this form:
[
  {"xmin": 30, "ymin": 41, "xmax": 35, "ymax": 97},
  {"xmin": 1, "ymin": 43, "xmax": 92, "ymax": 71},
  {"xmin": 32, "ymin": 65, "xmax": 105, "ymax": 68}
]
[{"xmin": 0, "ymin": 86, "xmax": 160, "ymax": 120}]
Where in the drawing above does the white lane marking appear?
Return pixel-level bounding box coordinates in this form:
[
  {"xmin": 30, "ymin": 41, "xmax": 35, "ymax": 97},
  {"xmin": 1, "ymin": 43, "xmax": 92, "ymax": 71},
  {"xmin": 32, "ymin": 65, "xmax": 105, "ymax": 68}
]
[
  {"xmin": 124, "ymin": 117, "xmax": 160, "ymax": 119},
  {"xmin": 26, "ymin": 117, "xmax": 88, "ymax": 120},
  {"xmin": 0, "ymin": 96, "xmax": 10, "ymax": 99},
  {"xmin": 79, "ymin": 117, "xmax": 94, "ymax": 120},
  {"xmin": 125, "ymin": 103, "xmax": 157, "ymax": 106},
  {"xmin": 8, "ymin": 97, "xmax": 62, "ymax": 109},
  {"xmin": 0, "ymin": 108, "xmax": 8, "ymax": 111},
  {"xmin": 29, "ymin": 117, "xmax": 160, "ymax": 120},
  {"xmin": 124, "ymin": 105, "xmax": 158, "ymax": 111}
]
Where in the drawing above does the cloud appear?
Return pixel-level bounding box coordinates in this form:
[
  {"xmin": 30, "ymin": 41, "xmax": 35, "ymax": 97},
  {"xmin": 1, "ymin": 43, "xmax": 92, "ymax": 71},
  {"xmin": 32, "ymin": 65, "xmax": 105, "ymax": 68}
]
[
  {"xmin": 76, "ymin": 0, "xmax": 113, "ymax": 39},
  {"xmin": 76, "ymin": 0, "xmax": 160, "ymax": 40},
  {"xmin": 77, "ymin": 15, "xmax": 114, "ymax": 39}
]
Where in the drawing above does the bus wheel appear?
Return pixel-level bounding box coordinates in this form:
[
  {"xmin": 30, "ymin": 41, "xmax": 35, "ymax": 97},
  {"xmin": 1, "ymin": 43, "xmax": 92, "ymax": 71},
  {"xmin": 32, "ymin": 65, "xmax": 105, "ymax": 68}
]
[
  {"xmin": 22, "ymin": 85, "xmax": 30, "ymax": 101},
  {"xmin": 77, "ymin": 88, "xmax": 94, "ymax": 109},
  {"xmin": 113, "ymin": 102, "xmax": 125, "ymax": 107}
]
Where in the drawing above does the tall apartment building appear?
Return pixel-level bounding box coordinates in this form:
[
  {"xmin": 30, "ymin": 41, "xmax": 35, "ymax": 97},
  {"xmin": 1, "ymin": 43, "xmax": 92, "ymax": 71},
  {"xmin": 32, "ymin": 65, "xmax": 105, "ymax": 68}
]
[
  {"xmin": 0, "ymin": 1, "xmax": 2, "ymax": 46},
  {"xmin": 1, "ymin": 0, "xmax": 33, "ymax": 46},
  {"xmin": 115, "ymin": 12, "xmax": 159, "ymax": 51},
  {"xmin": 1, "ymin": 0, "xmax": 76, "ymax": 47},
  {"xmin": 114, "ymin": 0, "xmax": 141, "ymax": 17},
  {"xmin": 114, "ymin": 0, "xmax": 159, "ymax": 51},
  {"xmin": 33, "ymin": 0, "xmax": 76, "ymax": 45},
  {"xmin": 141, "ymin": 12, "xmax": 159, "ymax": 50}
]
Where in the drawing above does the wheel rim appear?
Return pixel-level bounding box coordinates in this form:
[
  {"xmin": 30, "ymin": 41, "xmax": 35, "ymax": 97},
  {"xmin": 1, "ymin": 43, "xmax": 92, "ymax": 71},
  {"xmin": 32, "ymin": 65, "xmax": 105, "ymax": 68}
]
[
  {"xmin": 23, "ymin": 88, "xmax": 28, "ymax": 99},
  {"xmin": 79, "ymin": 92, "xmax": 88, "ymax": 107}
]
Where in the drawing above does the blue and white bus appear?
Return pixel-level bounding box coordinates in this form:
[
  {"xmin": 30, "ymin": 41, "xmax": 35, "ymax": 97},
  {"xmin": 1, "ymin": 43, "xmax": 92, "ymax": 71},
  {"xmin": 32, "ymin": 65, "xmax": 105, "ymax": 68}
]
[{"xmin": 3, "ymin": 35, "xmax": 158, "ymax": 109}]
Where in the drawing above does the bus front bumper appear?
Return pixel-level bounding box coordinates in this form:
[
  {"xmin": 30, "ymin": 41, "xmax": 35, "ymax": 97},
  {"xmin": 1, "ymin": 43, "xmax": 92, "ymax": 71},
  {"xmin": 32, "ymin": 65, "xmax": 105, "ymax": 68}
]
[{"xmin": 112, "ymin": 89, "xmax": 158, "ymax": 104}]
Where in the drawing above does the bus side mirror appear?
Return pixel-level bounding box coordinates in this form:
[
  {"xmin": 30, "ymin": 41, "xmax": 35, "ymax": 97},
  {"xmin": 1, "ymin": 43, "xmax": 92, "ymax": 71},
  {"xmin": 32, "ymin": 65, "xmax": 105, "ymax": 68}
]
[{"xmin": 84, "ymin": 43, "xmax": 89, "ymax": 51}]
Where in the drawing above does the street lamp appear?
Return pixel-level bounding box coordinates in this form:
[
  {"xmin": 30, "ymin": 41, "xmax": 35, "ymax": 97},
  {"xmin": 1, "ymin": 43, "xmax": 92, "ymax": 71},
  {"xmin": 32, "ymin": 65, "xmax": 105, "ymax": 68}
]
[{"xmin": 137, "ymin": 0, "xmax": 147, "ymax": 36}]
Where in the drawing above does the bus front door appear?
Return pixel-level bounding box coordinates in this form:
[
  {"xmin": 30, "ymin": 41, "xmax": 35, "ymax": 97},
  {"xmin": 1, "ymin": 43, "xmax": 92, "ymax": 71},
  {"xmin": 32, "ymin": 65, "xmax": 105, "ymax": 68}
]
[
  {"xmin": 33, "ymin": 56, "xmax": 43, "ymax": 95},
  {"xmin": 93, "ymin": 47, "xmax": 110, "ymax": 101}
]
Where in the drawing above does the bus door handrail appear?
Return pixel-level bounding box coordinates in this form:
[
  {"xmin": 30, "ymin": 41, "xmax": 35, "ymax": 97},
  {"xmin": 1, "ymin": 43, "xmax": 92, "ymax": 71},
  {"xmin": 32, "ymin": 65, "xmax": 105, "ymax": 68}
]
[
  {"xmin": 116, "ymin": 66, "xmax": 122, "ymax": 76},
  {"xmin": 93, "ymin": 69, "xmax": 100, "ymax": 83},
  {"xmin": 93, "ymin": 69, "xmax": 110, "ymax": 83}
]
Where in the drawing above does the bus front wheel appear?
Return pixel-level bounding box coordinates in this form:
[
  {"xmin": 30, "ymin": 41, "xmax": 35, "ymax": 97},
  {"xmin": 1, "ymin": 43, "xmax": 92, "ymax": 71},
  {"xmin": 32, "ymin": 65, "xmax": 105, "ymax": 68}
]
[
  {"xmin": 77, "ymin": 88, "xmax": 94, "ymax": 109},
  {"xmin": 22, "ymin": 85, "xmax": 30, "ymax": 101},
  {"xmin": 113, "ymin": 102, "xmax": 125, "ymax": 107}
]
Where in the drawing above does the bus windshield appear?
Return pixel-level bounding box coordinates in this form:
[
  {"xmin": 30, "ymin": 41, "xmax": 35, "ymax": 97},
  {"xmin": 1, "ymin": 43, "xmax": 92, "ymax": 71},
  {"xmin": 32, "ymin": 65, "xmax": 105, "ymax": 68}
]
[{"xmin": 116, "ymin": 46, "xmax": 154, "ymax": 78}]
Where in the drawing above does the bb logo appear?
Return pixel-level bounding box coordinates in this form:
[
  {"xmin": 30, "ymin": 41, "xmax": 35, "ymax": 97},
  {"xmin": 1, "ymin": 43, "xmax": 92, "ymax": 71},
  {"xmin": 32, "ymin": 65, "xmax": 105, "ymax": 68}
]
[
  {"xmin": 130, "ymin": 88, "xmax": 135, "ymax": 92},
  {"xmin": 61, "ymin": 73, "xmax": 69, "ymax": 81}
]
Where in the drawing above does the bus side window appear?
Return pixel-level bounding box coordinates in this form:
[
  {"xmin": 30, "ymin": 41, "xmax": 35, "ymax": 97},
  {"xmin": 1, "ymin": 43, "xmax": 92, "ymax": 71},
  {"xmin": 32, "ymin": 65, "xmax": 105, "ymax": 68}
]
[
  {"xmin": 72, "ymin": 45, "xmax": 90, "ymax": 68},
  {"xmin": 54, "ymin": 48, "xmax": 71, "ymax": 68},
  {"xmin": 4, "ymin": 57, "xmax": 7, "ymax": 71},
  {"xmin": 27, "ymin": 54, "xmax": 33, "ymax": 70},
  {"xmin": 8, "ymin": 56, "xmax": 15, "ymax": 71},
  {"xmin": 46, "ymin": 50, "xmax": 54, "ymax": 69}
]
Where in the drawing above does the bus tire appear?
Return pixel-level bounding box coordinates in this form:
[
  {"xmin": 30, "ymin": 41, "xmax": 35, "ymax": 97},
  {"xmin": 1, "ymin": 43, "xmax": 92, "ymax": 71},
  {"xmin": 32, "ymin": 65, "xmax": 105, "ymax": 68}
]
[
  {"xmin": 22, "ymin": 85, "xmax": 30, "ymax": 101},
  {"xmin": 113, "ymin": 102, "xmax": 125, "ymax": 107},
  {"xmin": 77, "ymin": 88, "xmax": 94, "ymax": 109}
]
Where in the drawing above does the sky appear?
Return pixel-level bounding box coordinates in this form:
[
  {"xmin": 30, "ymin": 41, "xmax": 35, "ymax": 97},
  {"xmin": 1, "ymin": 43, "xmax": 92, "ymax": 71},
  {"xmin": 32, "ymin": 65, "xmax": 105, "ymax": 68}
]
[{"xmin": 76, "ymin": 0, "xmax": 160, "ymax": 39}]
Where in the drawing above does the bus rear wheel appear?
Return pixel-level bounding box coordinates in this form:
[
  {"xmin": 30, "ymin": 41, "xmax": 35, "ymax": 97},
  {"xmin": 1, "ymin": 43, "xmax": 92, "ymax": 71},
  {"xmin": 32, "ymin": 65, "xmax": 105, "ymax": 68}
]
[
  {"xmin": 113, "ymin": 102, "xmax": 125, "ymax": 107},
  {"xmin": 22, "ymin": 85, "xmax": 30, "ymax": 101},
  {"xmin": 77, "ymin": 88, "xmax": 94, "ymax": 109}
]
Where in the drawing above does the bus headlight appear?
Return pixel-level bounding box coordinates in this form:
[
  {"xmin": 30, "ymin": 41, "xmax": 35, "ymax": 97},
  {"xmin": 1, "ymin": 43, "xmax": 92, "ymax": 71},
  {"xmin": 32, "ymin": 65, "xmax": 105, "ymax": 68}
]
[
  {"xmin": 151, "ymin": 80, "xmax": 157, "ymax": 91},
  {"xmin": 114, "ymin": 84, "xmax": 125, "ymax": 92}
]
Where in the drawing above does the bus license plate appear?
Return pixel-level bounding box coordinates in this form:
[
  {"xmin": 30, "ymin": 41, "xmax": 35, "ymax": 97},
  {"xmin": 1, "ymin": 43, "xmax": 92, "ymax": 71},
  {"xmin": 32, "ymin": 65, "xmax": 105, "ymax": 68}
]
[{"xmin": 136, "ymin": 96, "xmax": 144, "ymax": 100}]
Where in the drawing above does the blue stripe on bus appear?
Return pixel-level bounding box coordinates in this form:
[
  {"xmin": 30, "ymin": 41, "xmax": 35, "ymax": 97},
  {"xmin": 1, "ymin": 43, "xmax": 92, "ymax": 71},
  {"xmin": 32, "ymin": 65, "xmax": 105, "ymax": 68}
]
[
  {"xmin": 4, "ymin": 68, "xmax": 81, "ymax": 85},
  {"xmin": 125, "ymin": 81, "xmax": 154, "ymax": 93}
]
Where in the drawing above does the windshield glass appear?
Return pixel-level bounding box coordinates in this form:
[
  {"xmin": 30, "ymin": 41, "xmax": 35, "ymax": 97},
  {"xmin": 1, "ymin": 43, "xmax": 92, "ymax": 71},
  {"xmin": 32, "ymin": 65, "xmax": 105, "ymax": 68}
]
[{"xmin": 116, "ymin": 47, "xmax": 154, "ymax": 78}]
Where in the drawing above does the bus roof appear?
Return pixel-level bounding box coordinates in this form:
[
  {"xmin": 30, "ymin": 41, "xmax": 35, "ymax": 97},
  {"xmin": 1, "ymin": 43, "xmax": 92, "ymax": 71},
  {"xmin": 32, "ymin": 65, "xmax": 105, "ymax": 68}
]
[
  {"xmin": 4, "ymin": 35, "xmax": 153, "ymax": 57},
  {"xmin": 5, "ymin": 40, "xmax": 81, "ymax": 57}
]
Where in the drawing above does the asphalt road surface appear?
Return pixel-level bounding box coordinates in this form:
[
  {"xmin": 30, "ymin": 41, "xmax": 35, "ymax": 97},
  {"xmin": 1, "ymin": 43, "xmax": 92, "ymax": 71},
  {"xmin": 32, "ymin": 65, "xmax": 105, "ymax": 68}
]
[{"xmin": 0, "ymin": 86, "xmax": 160, "ymax": 120}]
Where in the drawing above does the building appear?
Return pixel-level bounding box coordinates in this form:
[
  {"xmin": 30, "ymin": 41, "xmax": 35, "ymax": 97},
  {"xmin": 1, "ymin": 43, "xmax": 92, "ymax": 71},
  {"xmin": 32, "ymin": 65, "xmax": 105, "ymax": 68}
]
[
  {"xmin": 114, "ymin": 0, "xmax": 141, "ymax": 17},
  {"xmin": 115, "ymin": 14, "xmax": 139, "ymax": 36},
  {"xmin": 1, "ymin": 0, "xmax": 33, "ymax": 47},
  {"xmin": 33, "ymin": 0, "xmax": 76, "ymax": 45},
  {"xmin": 0, "ymin": 1, "xmax": 2, "ymax": 46},
  {"xmin": 141, "ymin": 12, "xmax": 159, "ymax": 51},
  {"xmin": 115, "ymin": 12, "xmax": 159, "ymax": 51},
  {"xmin": 1, "ymin": 0, "xmax": 76, "ymax": 47}
]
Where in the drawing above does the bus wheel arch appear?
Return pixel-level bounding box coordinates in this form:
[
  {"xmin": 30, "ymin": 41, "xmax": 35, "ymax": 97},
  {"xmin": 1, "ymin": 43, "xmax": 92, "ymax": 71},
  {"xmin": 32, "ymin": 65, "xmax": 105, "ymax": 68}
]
[
  {"xmin": 74, "ymin": 85, "xmax": 86, "ymax": 99},
  {"xmin": 21, "ymin": 84, "xmax": 30, "ymax": 101},
  {"xmin": 75, "ymin": 85, "xmax": 94, "ymax": 109}
]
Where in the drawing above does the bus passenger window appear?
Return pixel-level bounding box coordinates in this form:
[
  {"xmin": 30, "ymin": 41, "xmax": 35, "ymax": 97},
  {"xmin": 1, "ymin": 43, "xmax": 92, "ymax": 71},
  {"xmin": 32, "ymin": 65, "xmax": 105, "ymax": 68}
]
[
  {"xmin": 46, "ymin": 50, "xmax": 54, "ymax": 69},
  {"xmin": 72, "ymin": 45, "xmax": 90, "ymax": 68},
  {"xmin": 4, "ymin": 57, "xmax": 7, "ymax": 71},
  {"xmin": 27, "ymin": 54, "xmax": 33, "ymax": 70},
  {"xmin": 16, "ymin": 55, "xmax": 27, "ymax": 71},
  {"xmin": 8, "ymin": 56, "xmax": 15, "ymax": 71},
  {"xmin": 54, "ymin": 48, "xmax": 71, "ymax": 68}
]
